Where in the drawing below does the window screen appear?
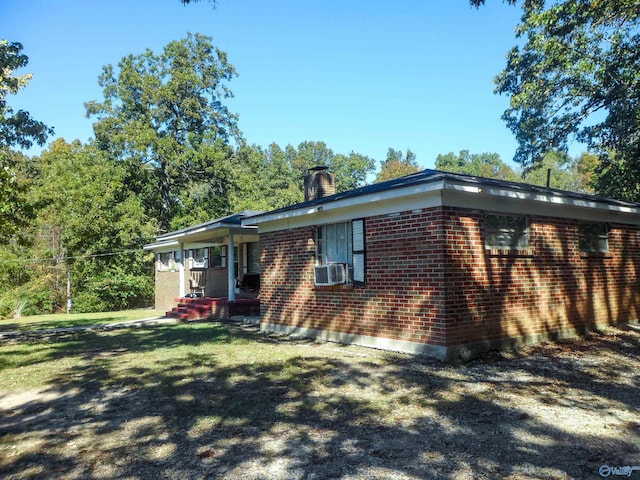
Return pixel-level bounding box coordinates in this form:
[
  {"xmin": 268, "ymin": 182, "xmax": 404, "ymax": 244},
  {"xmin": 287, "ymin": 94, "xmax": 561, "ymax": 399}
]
[
  {"xmin": 579, "ymin": 223, "xmax": 609, "ymax": 253},
  {"xmin": 317, "ymin": 222, "xmax": 352, "ymax": 265},
  {"xmin": 485, "ymin": 215, "xmax": 529, "ymax": 249}
]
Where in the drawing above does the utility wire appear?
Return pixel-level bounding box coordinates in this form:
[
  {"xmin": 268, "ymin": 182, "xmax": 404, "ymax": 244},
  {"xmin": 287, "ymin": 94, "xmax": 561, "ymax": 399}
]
[{"xmin": 0, "ymin": 248, "xmax": 150, "ymax": 264}]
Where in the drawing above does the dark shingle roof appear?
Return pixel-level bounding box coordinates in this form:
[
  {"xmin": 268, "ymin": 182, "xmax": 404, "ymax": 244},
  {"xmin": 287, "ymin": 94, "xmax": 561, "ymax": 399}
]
[
  {"xmin": 246, "ymin": 169, "xmax": 640, "ymax": 221},
  {"xmin": 157, "ymin": 210, "xmax": 263, "ymax": 240}
]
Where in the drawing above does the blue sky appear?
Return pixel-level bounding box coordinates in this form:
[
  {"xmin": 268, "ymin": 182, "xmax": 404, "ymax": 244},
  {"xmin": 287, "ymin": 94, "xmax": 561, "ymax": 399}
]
[{"xmin": 2, "ymin": 0, "xmax": 530, "ymax": 171}]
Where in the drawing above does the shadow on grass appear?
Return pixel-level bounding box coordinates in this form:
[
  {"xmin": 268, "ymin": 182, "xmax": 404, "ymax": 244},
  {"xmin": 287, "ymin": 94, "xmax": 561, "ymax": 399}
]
[
  {"xmin": 0, "ymin": 317, "xmax": 123, "ymax": 333},
  {"xmin": 0, "ymin": 323, "xmax": 638, "ymax": 479},
  {"xmin": 0, "ymin": 310, "xmax": 162, "ymax": 333},
  {"xmin": 0, "ymin": 322, "xmax": 248, "ymax": 372}
]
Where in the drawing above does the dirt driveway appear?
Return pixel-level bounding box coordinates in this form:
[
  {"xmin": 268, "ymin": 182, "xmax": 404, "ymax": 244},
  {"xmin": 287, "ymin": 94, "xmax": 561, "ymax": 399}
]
[{"xmin": 0, "ymin": 321, "xmax": 638, "ymax": 479}]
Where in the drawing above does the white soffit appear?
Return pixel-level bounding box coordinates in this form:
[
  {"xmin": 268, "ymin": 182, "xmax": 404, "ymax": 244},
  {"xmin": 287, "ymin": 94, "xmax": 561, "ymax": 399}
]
[
  {"xmin": 245, "ymin": 180, "xmax": 446, "ymax": 231},
  {"xmin": 443, "ymin": 182, "xmax": 640, "ymax": 224},
  {"xmin": 143, "ymin": 240, "xmax": 179, "ymax": 251},
  {"xmin": 246, "ymin": 176, "xmax": 640, "ymax": 232}
]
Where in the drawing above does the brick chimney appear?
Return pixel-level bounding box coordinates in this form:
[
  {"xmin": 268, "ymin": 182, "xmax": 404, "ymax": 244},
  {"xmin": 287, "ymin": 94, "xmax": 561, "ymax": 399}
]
[{"xmin": 304, "ymin": 166, "xmax": 336, "ymax": 202}]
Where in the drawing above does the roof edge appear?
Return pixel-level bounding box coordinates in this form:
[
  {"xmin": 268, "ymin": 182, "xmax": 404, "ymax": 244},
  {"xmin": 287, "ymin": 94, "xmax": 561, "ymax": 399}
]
[{"xmin": 242, "ymin": 169, "xmax": 640, "ymax": 226}]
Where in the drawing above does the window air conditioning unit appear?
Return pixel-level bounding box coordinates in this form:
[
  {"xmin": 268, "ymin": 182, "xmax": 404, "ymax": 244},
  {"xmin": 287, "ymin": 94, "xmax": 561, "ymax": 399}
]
[{"xmin": 314, "ymin": 264, "xmax": 346, "ymax": 286}]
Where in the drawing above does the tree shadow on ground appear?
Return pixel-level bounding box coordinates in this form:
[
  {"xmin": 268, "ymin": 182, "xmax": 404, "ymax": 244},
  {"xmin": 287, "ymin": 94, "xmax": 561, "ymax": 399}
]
[{"xmin": 0, "ymin": 323, "xmax": 638, "ymax": 479}]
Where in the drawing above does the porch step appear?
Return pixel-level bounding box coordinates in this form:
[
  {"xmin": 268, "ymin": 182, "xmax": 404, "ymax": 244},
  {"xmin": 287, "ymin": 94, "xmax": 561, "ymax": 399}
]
[
  {"xmin": 165, "ymin": 296, "xmax": 230, "ymax": 322},
  {"xmin": 165, "ymin": 296, "xmax": 260, "ymax": 322},
  {"xmin": 166, "ymin": 311, "xmax": 204, "ymax": 321}
]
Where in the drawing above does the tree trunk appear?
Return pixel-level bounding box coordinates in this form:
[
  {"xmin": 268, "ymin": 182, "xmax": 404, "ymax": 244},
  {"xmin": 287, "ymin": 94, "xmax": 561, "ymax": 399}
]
[{"xmin": 159, "ymin": 162, "xmax": 172, "ymax": 233}]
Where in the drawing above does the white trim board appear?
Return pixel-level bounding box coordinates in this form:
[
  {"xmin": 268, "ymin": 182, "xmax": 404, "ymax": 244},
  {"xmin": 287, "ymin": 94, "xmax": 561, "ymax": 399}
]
[{"xmin": 247, "ymin": 178, "xmax": 640, "ymax": 233}]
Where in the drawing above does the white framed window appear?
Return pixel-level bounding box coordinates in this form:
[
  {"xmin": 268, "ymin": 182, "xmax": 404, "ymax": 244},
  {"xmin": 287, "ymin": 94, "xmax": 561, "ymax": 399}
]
[
  {"xmin": 157, "ymin": 251, "xmax": 181, "ymax": 271},
  {"xmin": 157, "ymin": 252, "xmax": 171, "ymax": 271},
  {"xmin": 315, "ymin": 219, "xmax": 366, "ymax": 285},
  {"xmin": 485, "ymin": 215, "xmax": 529, "ymax": 250},
  {"xmin": 579, "ymin": 223, "xmax": 609, "ymax": 253},
  {"xmin": 190, "ymin": 248, "xmax": 209, "ymax": 269},
  {"xmin": 210, "ymin": 245, "xmax": 227, "ymax": 268},
  {"xmin": 317, "ymin": 222, "xmax": 352, "ymax": 266}
]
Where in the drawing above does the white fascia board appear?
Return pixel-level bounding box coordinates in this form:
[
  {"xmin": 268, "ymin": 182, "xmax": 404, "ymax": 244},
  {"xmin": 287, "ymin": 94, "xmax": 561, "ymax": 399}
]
[
  {"xmin": 443, "ymin": 183, "xmax": 640, "ymax": 224},
  {"xmin": 157, "ymin": 222, "xmax": 224, "ymax": 242},
  {"xmin": 158, "ymin": 222, "xmax": 258, "ymax": 242},
  {"xmin": 243, "ymin": 180, "xmax": 446, "ymax": 231},
  {"xmin": 247, "ymin": 175, "xmax": 640, "ymax": 234},
  {"xmin": 444, "ymin": 180, "xmax": 640, "ymax": 213},
  {"xmin": 183, "ymin": 241, "xmax": 225, "ymax": 249},
  {"xmin": 143, "ymin": 240, "xmax": 179, "ymax": 252}
]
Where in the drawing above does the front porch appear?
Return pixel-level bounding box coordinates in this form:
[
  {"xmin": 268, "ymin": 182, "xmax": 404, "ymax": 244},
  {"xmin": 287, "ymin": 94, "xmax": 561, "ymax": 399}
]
[{"xmin": 144, "ymin": 211, "xmax": 263, "ymax": 313}]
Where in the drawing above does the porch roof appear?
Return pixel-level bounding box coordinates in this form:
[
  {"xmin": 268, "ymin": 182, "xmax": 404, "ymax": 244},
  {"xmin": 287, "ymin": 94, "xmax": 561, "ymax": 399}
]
[{"xmin": 144, "ymin": 210, "xmax": 263, "ymax": 251}]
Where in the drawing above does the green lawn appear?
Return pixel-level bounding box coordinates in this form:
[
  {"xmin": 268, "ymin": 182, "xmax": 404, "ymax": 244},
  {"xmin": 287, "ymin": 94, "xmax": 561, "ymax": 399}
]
[
  {"xmin": 0, "ymin": 319, "xmax": 638, "ymax": 479},
  {"xmin": 0, "ymin": 308, "xmax": 164, "ymax": 333}
]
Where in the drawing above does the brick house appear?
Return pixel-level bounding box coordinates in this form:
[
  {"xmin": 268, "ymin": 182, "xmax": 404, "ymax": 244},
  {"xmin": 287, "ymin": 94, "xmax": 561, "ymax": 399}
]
[
  {"xmin": 243, "ymin": 169, "xmax": 640, "ymax": 361},
  {"xmin": 144, "ymin": 211, "xmax": 262, "ymax": 313}
]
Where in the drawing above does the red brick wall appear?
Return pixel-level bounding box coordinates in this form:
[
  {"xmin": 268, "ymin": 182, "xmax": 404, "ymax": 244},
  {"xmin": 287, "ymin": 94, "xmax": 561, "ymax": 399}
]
[
  {"xmin": 260, "ymin": 207, "xmax": 448, "ymax": 345},
  {"xmin": 444, "ymin": 208, "xmax": 640, "ymax": 346},
  {"xmin": 260, "ymin": 205, "xmax": 640, "ymax": 353}
]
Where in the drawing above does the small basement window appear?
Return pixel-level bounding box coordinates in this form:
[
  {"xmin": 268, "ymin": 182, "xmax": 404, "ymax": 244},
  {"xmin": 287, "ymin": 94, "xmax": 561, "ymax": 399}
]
[
  {"xmin": 579, "ymin": 223, "xmax": 609, "ymax": 253},
  {"xmin": 485, "ymin": 214, "xmax": 529, "ymax": 250}
]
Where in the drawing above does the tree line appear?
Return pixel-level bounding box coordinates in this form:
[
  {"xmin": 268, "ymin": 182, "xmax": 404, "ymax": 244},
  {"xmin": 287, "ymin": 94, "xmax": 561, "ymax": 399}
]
[{"xmin": 2, "ymin": 0, "xmax": 638, "ymax": 317}]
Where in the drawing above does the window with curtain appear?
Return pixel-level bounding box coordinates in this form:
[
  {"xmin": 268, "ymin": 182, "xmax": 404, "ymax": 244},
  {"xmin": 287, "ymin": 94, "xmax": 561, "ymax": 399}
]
[{"xmin": 316, "ymin": 220, "xmax": 366, "ymax": 285}]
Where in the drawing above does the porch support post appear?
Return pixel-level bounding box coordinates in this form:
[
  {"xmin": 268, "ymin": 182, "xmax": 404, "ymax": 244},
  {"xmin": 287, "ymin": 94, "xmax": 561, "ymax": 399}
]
[
  {"xmin": 178, "ymin": 243, "xmax": 185, "ymax": 297},
  {"xmin": 228, "ymin": 232, "xmax": 235, "ymax": 301}
]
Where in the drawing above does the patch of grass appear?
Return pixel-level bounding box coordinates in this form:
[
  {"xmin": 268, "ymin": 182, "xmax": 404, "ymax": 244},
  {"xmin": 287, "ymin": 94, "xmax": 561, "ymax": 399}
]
[
  {"xmin": 0, "ymin": 323, "xmax": 254, "ymax": 390},
  {"xmin": 0, "ymin": 323, "xmax": 639, "ymax": 479},
  {"xmin": 0, "ymin": 308, "xmax": 164, "ymax": 333}
]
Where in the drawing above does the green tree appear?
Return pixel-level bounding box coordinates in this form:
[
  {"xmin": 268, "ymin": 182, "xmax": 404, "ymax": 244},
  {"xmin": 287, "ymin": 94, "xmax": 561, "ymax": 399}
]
[
  {"xmin": 32, "ymin": 139, "xmax": 156, "ymax": 312},
  {"xmin": 435, "ymin": 150, "xmax": 520, "ymax": 181},
  {"xmin": 1, "ymin": 40, "xmax": 53, "ymax": 244},
  {"xmin": 526, "ymin": 150, "xmax": 599, "ymax": 194},
  {"xmin": 522, "ymin": 150, "xmax": 574, "ymax": 190},
  {"xmin": 375, "ymin": 148, "xmax": 420, "ymax": 182},
  {"xmin": 1, "ymin": 40, "xmax": 53, "ymax": 149},
  {"xmin": 473, "ymin": 0, "xmax": 640, "ymax": 200},
  {"xmin": 570, "ymin": 151, "xmax": 598, "ymax": 194},
  {"xmin": 592, "ymin": 152, "xmax": 640, "ymax": 202},
  {"xmin": 0, "ymin": 149, "xmax": 35, "ymax": 244},
  {"xmin": 230, "ymin": 141, "xmax": 375, "ymax": 211},
  {"xmin": 231, "ymin": 143, "xmax": 303, "ymax": 212},
  {"xmin": 86, "ymin": 33, "xmax": 239, "ymax": 231}
]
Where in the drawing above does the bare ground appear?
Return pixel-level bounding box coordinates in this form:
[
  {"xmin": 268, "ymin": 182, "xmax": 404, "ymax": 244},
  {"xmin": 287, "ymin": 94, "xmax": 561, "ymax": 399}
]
[{"xmin": 0, "ymin": 322, "xmax": 639, "ymax": 479}]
